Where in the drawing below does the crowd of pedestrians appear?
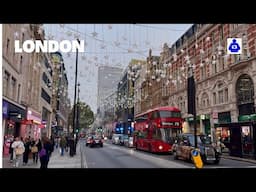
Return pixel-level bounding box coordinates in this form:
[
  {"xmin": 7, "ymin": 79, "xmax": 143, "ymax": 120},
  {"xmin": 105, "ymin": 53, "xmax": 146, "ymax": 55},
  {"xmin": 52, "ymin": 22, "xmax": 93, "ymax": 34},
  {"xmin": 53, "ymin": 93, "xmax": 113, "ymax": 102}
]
[{"xmin": 8, "ymin": 134, "xmax": 77, "ymax": 169}]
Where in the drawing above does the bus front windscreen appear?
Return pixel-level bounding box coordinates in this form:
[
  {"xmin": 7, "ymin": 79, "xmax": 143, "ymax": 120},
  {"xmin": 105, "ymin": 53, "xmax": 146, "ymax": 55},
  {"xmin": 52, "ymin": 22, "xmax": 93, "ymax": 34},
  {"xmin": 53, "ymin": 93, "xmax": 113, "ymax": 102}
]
[
  {"xmin": 159, "ymin": 110, "xmax": 181, "ymax": 118},
  {"xmin": 155, "ymin": 128, "xmax": 181, "ymax": 144}
]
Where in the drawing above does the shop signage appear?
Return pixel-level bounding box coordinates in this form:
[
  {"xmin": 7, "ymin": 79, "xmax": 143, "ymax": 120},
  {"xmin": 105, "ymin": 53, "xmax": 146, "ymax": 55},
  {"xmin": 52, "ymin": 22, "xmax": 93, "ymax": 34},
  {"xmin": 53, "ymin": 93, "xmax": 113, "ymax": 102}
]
[{"xmin": 3, "ymin": 101, "xmax": 8, "ymax": 117}]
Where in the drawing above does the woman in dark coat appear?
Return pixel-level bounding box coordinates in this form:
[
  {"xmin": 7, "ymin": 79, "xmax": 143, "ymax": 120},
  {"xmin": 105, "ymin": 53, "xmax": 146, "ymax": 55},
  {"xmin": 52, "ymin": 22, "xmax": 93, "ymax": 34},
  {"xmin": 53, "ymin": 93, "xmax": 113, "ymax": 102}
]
[
  {"xmin": 23, "ymin": 138, "xmax": 31, "ymax": 165},
  {"xmin": 39, "ymin": 136, "xmax": 52, "ymax": 169}
]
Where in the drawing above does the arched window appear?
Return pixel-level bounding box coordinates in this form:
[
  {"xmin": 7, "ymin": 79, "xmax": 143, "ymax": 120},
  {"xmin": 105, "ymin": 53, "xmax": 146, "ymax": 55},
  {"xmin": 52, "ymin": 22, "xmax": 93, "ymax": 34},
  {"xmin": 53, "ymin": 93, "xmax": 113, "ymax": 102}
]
[
  {"xmin": 236, "ymin": 74, "xmax": 254, "ymax": 105},
  {"xmin": 236, "ymin": 74, "xmax": 255, "ymax": 115},
  {"xmin": 201, "ymin": 92, "xmax": 209, "ymax": 108}
]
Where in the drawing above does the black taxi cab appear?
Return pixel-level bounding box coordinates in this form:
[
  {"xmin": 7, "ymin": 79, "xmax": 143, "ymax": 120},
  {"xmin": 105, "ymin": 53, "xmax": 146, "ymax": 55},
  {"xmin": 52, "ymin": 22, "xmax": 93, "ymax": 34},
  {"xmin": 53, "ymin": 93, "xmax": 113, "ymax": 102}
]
[{"xmin": 172, "ymin": 133, "xmax": 221, "ymax": 164}]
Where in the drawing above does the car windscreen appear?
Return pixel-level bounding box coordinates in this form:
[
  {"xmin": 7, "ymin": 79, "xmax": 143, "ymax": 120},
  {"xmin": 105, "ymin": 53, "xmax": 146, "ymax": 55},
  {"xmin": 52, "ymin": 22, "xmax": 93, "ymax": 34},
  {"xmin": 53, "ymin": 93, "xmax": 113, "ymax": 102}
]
[{"xmin": 187, "ymin": 135, "xmax": 212, "ymax": 146}]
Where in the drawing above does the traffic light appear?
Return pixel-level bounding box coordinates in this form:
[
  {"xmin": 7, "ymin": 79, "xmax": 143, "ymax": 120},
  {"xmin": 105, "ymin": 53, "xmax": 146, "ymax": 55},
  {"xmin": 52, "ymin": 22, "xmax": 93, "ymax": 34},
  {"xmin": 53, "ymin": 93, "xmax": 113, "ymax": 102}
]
[{"xmin": 76, "ymin": 129, "xmax": 79, "ymax": 133}]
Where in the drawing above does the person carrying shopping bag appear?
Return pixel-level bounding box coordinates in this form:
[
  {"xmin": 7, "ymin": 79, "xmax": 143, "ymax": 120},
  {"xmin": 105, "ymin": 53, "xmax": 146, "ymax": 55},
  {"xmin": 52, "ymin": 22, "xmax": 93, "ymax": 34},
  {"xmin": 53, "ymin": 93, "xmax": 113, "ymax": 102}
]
[{"xmin": 11, "ymin": 137, "xmax": 25, "ymax": 168}]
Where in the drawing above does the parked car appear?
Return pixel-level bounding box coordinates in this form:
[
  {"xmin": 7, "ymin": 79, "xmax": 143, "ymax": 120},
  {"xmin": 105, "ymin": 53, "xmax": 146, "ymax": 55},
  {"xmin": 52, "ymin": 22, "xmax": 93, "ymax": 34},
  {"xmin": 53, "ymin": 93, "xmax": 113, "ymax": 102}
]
[
  {"xmin": 119, "ymin": 134, "xmax": 128, "ymax": 145},
  {"xmin": 172, "ymin": 133, "xmax": 221, "ymax": 164},
  {"xmin": 124, "ymin": 136, "xmax": 133, "ymax": 148},
  {"xmin": 112, "ymin": 134, "xmax": 122, "ymax": 145}
]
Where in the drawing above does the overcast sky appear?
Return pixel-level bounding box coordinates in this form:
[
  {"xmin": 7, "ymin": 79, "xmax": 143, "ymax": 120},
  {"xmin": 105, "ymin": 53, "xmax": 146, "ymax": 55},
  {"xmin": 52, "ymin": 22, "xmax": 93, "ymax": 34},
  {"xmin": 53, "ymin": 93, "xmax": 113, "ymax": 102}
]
[{"xmin": 44, "ymin": 24, "xmax": 193, "ymax": 113}]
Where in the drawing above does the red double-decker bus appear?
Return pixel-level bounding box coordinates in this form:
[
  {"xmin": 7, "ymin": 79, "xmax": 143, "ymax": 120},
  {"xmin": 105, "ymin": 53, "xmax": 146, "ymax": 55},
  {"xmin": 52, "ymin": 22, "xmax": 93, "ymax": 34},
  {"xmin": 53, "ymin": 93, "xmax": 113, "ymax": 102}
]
[{"xmin": 133, "ymin": 106, "xmax": 183, "ymax": 153}]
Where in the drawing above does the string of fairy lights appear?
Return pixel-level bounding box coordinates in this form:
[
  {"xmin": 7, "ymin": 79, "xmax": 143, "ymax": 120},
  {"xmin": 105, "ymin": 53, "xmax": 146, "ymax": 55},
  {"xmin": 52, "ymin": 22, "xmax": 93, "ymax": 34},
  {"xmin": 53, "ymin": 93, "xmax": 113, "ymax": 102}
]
[{"xmin": 42, "ymin": 24, "xmax": 192, "ymax": 112}]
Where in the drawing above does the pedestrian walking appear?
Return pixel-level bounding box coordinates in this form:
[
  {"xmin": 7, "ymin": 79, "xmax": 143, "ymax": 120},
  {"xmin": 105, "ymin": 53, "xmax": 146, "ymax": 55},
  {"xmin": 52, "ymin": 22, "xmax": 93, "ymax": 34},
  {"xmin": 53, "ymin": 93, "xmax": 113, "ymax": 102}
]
[
  {"xmin": 31, "ymin": 139, "xmax": 39, "ymax": 164},
  {"xmin": 9, "ymin": 137, "xmax": 14, "ymax": 163},
  {"xmin": 39, "ymin": 136, "xmax": 52, "ymax": 169},
  {"xmin": 22, "ymin": 138, "xmax": 31, "ymax": 165},
  {"xmin": 11, "ymin": 137, "xmax": 25, "ymax": 167},
  {"xmin": 59, "ymin": 136, "xmax": 67, "ymax": 156}
]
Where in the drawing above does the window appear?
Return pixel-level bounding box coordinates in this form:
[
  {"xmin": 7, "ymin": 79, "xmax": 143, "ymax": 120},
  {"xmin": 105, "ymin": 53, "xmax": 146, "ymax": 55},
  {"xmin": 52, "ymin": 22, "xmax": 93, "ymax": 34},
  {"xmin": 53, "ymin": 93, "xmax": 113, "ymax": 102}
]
[
  {"xmin": 20, "ymin": 56, "xmax": 23, "ymax": 74},
  {"xmin": 213, "ymin": 92, "xmax": 216, "ymax": 105},
  {"xmin": 219, "ymin": 25, "xmax": 224, "ymax": 40},
  {"xmin": 232, "ymin": 24, "xmax": 239, "ymax": 30},
  {"xmin": 219, "ymin": 56, "xmax": 224, "ymax": 71},
  {"xmin": 6, "ymin": 38, "xmax": 10, "ymax": 54},
  {"xmin": 212, "ymin": 62, "xmax": 217, "ymax": 74},
  {"xmin": 159, "ymin": 110, "xmax": 181, "ymax": 118},
  {"xmin": 219, "ymin": 90, "xmax": 224, "ymax": 104},
  {"xmin": 41, "ymin": 88, "xmax": 51, "ymax": 104},
  {"xmin": 200, "ymin": 63, "xmax": 207, "ymax": 80},
  {"xmin": 17, "ymin": 84, "xmax": 21, "ymax": 103},
  {"xmin": 10, "ymin": 77, "xmax": 16, "ymax": 99},
  {"xmin": 22, "ymin": 33, "xmax": 25, "ymax": 43},
  {"xmin": 224, "ymin": 88, "xmax": 228, "ymax": 102},
  {"xmin": 3, "ymin": 71, "xmax": 10, "ymax": 96}
]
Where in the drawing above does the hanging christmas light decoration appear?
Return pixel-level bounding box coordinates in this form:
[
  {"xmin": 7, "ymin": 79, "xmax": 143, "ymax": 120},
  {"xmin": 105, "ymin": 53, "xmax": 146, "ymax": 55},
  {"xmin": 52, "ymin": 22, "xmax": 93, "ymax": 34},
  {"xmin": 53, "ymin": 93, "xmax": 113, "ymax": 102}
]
[
  {"xmin": 173, "ymin": 54, "xmax": 177, "ymax": 61},
  {"xmin": 206, "ymin": 36, "xmax": 211, "ymax": 41},
  {"xmin": 37, "ymin": 27, "xmax": 44, "ymax": 35},
  {"xmin": 92, "ymin": 31, "xmax": 98, "ymax": 38},
  {"xmin": 14, "ymin": 31, "xmax": 19, "ymax": 38},
  {"xmin": 200, "ymin": 49, "xmax": 205, "ymax": 54}
]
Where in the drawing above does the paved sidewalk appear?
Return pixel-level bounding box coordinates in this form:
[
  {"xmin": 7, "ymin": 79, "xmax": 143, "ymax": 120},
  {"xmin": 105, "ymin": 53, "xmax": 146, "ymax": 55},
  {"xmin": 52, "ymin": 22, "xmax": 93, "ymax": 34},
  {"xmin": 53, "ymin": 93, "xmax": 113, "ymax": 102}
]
[
  {"xmin": 221, "ymin": 153, "xmax": 256, "ymax": 164},
  {"xmin": 48, "ymin": 142, "xmax": 82, "ymax": 168},
  {"xmin": 2, "ymin": 141, "xmax": 82, "ymax": 168}
]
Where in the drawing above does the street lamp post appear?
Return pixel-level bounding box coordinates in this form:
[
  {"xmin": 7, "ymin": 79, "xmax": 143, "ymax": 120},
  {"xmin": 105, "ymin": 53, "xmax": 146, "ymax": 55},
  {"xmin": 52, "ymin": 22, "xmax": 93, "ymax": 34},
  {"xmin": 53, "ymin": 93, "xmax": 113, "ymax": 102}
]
[
  {"xmin": 187, "ymin": 64, "xmax": 197, "ymax": 148},
  {"xmin": 72, "ymin": 39, "xmax": 80, "ymax": 138},
  {"xmin": 76, "ymin": 83, "xmax": 80, "ymax": 136}
]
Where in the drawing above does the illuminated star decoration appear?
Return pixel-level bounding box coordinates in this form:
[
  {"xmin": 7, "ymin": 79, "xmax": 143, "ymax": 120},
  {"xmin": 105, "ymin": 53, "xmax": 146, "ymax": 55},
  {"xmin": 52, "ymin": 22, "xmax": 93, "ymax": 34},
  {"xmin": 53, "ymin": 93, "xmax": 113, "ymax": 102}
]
[
  {"xmin": 92, "ymin": 31, "xmax": 98, "ymax": 38},
  {"xmin": 14, "ymin": 31, "xmax": 19, "ymax": 39}
]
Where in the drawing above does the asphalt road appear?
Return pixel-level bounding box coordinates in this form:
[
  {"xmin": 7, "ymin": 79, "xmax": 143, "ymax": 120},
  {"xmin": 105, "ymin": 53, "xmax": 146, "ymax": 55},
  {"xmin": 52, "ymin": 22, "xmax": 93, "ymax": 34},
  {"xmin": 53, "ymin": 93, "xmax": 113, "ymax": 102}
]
[{"xmin": 81, "ymin": 139, "xmax": 256, "ymax": 168}]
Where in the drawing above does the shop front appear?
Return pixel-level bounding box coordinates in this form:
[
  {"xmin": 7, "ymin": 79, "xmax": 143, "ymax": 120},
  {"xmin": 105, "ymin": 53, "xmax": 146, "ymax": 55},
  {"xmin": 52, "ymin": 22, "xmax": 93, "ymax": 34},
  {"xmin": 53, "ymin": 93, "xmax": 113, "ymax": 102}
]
[
  {"xmin": 2, "ymin": 99, "xmax": 26, "ymax": 156},
  {"xmin": 21, "ymin": 108, "xmax": 43, "ymax": 140},
  {"xmin": 216, "ymin": 121, "xmax": 256, "ymax": 159}
]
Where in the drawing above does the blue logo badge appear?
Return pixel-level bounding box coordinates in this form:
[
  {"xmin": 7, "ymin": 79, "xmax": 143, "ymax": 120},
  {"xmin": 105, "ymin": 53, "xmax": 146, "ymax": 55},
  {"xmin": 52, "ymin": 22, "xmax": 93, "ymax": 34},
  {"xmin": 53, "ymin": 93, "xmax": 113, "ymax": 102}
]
[{"xmin": 227, "ymin": 38, "xmax": 242, "ymax": 54}]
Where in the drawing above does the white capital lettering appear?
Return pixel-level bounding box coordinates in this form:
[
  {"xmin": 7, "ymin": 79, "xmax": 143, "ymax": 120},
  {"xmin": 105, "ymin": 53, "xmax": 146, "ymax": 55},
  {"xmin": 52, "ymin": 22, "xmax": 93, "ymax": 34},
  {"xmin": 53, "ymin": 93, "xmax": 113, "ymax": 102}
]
[
  {"xmin": 23, "ymin": 40, "xmax": 35, "ymax": 53},
  {"xmin": 59, "ymin": 40, "xmax": 72, "ymax": 53},
  {"xmin": 14, "ymin": 40, "xmax": 22, "ymax": 53},
  {"xmin": 48, "ymin": 40, "xmax": 59, "ymax": 52},
  {"xmin": 35, "ymin": 40, "xmax": 48, "ymax": 53},
  {"xmin": 72, "ymin": 40, "xmax": 84, "ymax": 52}
]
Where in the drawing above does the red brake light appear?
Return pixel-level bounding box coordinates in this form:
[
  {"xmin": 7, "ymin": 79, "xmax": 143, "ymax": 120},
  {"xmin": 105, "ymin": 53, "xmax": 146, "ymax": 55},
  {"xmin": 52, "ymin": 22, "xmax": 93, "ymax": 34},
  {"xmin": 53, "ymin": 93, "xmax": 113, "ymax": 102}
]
[{"xmin": 157, "ymin": 119, "xmax": 161, "ymax": 128}]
